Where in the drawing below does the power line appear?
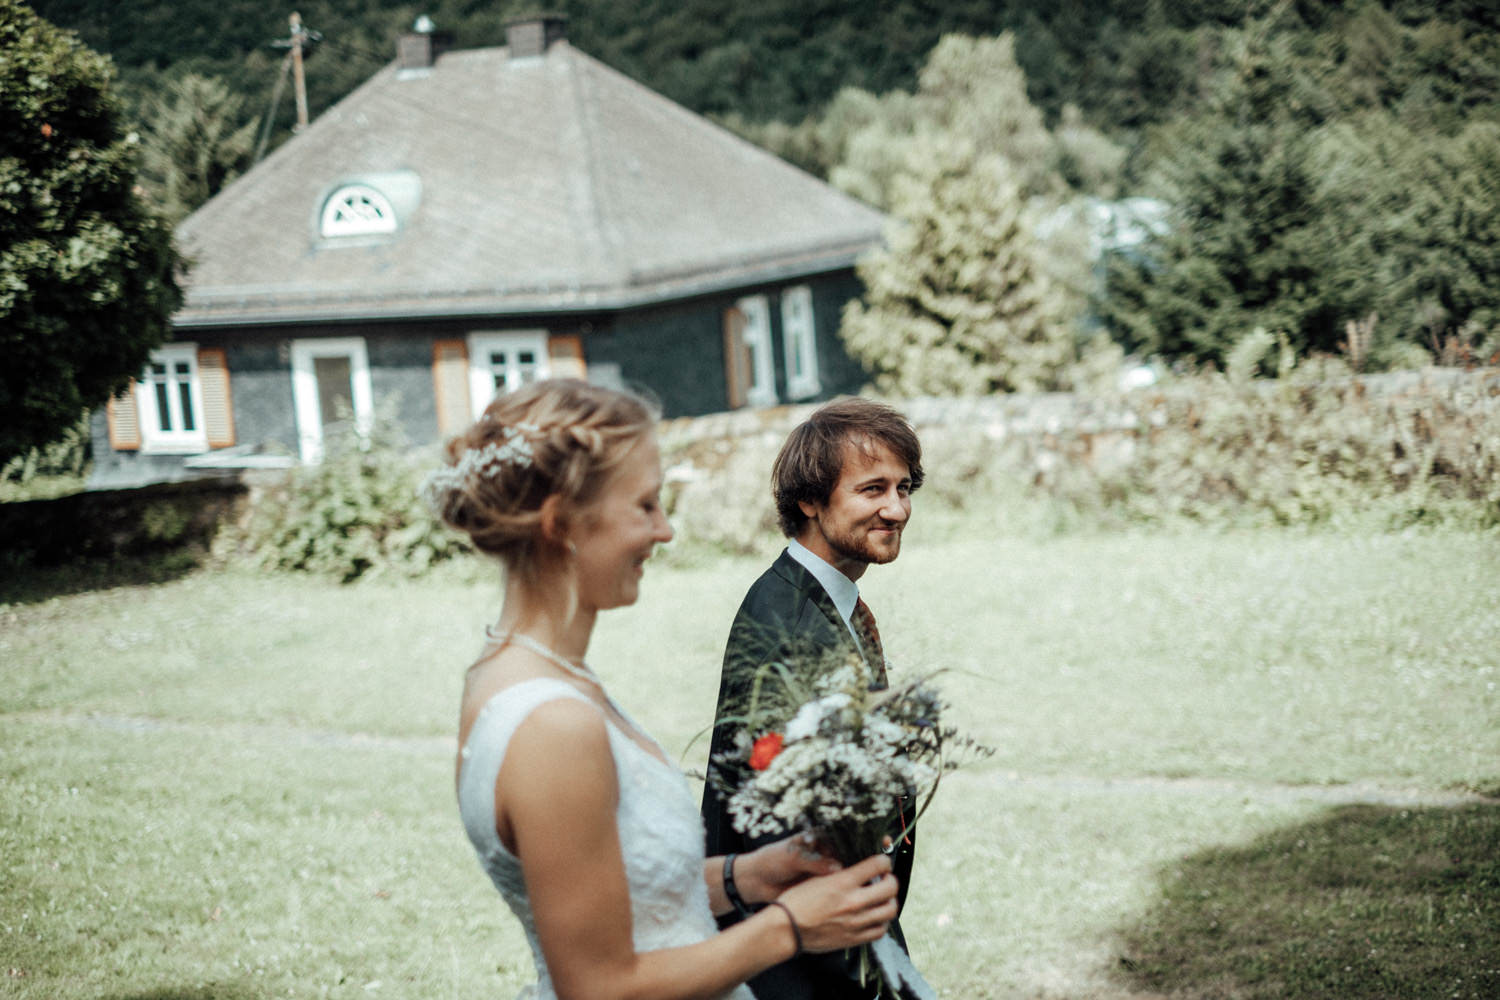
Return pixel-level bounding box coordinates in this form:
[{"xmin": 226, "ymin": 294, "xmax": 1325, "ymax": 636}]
[
  {"xmin": 318, "ymin": 35, "xmax": 393, "ymax": 68},
  {"xmin": 252, "ymin": 52, "xmax": 293, "ymax": 165}
]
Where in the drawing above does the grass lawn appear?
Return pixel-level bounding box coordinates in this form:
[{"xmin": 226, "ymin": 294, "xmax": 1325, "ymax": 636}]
[{"xmin": 2, "ymin": 526, "xmax": 1497, "ymax": 999}]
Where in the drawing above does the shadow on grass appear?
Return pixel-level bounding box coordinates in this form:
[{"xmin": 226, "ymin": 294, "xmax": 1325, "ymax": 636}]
[
  {"xmin": 1112, "ymin": 801, "xmax": 1500, "ymax": 999},
  {"xmin": 0, "ymin": 550, "xmax": 206, "ymax": 606},
  {"xmin": 107, "ymin": 987, "xmax": 261, "ymax": 1000}
]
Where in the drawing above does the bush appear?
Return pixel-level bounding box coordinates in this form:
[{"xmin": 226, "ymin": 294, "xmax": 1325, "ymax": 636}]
[
  {"xmin": 1046, "ymin": 363, "xmax": 1500, "ymax": 530},
  {"xmin": 227, "ymin": 412, "xmax": 469, "ymax": 582},
  {"xmin": 0, "ymin": 413, "xmax": 91, "ymax": 501}
]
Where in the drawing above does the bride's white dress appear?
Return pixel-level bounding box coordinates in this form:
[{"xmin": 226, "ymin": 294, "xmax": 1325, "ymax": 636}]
[{"xmin": 458, "ymin": 677, "xmax": 754, "ymax": 1000}]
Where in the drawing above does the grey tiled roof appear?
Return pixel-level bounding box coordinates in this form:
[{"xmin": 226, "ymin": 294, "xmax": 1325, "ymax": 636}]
[{"xmin": 174, "ymin": 42, "xmax": 886, "ymax": 327}]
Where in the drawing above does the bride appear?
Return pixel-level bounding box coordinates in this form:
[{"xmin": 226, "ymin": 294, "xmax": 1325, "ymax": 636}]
[{"xmin": 427, "ymin": 380, "xmax": 898, "ymax": 1000}]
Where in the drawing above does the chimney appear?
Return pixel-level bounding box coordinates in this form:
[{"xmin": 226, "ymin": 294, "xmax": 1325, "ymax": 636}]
[
  {"xmin": 506, "ymin": 13, "xmax": 567, "ymax": 59},
  {"xmin": 397, "ymin": 15, "xmax": 453, "ymax": 73}
]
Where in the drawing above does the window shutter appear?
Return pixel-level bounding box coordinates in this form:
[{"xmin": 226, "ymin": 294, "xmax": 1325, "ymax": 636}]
[
  {"xmin": 106, "ymin": 386, "xmax": 141, "ymax": 451},
  {"xmin": 433, "ymin": 339, "xmax": 471, "ymax": 435},
  {"xmin": 198, "ymin": 347, "xmax": 236, "ymax": 448},
  {"xmin": 722, "ymin": 306, "xmax": 749, "ymax": 409},
  {"xmin": 547, "ymin": 334, "xmax": 587, "ymax": 380}
]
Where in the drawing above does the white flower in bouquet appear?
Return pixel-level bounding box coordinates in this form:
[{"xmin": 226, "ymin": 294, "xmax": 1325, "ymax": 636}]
[{"xmin": 784, "ymin": 692, "xmax": 852, "ymax": 742}]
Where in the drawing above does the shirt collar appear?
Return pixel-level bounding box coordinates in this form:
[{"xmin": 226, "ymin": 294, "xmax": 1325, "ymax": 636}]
[{"xmin": 786, "ymin": 538, "xmax": 860, "ymax": 631}]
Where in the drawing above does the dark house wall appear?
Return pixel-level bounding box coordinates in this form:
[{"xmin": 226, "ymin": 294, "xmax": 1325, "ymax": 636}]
[
  {"xmin": 806, "ymin": 269, "xmax": 871, "ymax": 401},
  {"xmin": 592, "ymin": 268, "xmax": 869, "ymax": 418},
  {"xmin": 367, "ymin": 328, "xmax": 441, "ymax": 446},
  {"xmin": 225, "ymin": 338, "xmax": 296, "ymax": 450},
  {"xmin": 595, "ymin": 298, "xmax": 731, "ymax": 416}
]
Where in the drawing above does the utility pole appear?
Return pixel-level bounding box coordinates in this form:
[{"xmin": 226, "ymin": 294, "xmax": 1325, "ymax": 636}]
[{"xmin": 289, "ymin": 11, "xmax": 309, "ymax": 132}]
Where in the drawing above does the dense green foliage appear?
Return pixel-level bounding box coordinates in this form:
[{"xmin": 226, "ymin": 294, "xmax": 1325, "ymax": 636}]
[
  {"xmin": 0, "ymin": 0, "xmax": 181, "ymax": 464},
  {"xmin": 25, "ymin": 0, "xmax": 1199, "ymax": 132},
  {"xmin": 136, "ymin": 72, "xmax": 258, "ymax": 224},
  {"xmin": 1106, "ymin": 16, "xmax": 1500, "ymax": 365}
]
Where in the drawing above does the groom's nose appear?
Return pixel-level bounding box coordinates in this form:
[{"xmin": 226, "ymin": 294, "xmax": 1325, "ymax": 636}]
[{"xmin": 878, "ymin": 491, "xmax": 910, "ymax": 523}]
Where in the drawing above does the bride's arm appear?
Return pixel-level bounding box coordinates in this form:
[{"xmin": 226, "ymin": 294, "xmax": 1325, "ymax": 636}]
[{"xmin": 499, "ymin": 700, "xmax": 896, "ymax": 1000}]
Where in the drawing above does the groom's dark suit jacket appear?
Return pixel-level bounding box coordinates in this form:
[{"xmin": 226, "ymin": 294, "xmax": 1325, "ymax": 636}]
[{"xmin": 702, "ymin": 548, "xmax": 916, "ymax": 1000}]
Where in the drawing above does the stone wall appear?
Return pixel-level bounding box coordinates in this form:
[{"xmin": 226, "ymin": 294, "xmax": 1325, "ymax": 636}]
[{"xmin": 656, "ymin": 367, "xmax": 1500, "ymax": 549}]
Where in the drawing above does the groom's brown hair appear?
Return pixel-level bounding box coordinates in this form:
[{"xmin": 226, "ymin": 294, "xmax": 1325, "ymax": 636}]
[{"xmin": 771, "ymin": 397, "xmax": 923, "ymax": 538}]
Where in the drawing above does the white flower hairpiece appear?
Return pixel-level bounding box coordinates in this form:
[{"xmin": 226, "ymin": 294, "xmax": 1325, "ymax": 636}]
[{"xmin": 421, "ymin": 423, "xmax": 539, "ymax": 511}]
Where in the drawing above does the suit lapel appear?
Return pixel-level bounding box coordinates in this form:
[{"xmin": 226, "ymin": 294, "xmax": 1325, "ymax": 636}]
[{"xmin": 769, "ymin": 549, "xmax": 869, "ymax": 667}]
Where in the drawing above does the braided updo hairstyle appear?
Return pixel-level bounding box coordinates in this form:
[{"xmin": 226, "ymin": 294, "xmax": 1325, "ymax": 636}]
[{"xmin": 426, "ymin": 379, "xmax": 659, "ymax": 580}]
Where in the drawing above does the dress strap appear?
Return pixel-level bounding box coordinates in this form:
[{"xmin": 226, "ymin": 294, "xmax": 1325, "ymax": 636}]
[{"xmin": 457, "ymin": 679, "xmax": 600, "ymax": 854}]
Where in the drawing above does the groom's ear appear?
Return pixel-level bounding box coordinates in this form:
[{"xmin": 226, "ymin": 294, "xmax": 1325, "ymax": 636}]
[{"xmin": 797, "ymin": 499, "xmax": 821, "ymax": 521}]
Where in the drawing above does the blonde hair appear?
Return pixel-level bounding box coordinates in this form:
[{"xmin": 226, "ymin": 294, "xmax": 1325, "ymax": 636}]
[{"xmin": 426, "ymin": 379, "xmax": 658, "ymax": 579}]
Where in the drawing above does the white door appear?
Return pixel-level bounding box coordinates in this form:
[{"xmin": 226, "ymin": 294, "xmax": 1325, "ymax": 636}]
[{"xmin": 290, "ymin": 337, "xmax": 373, "ymax": 462}]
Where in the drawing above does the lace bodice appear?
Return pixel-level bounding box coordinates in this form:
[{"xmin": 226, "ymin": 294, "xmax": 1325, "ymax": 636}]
[{"xmin": 457, "ymin": 678, "xmax": 753, "ymax": 1000}]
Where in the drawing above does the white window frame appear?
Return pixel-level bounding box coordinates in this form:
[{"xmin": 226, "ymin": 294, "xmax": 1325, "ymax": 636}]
[
  {"xmin": 137, "ymin": 343, "xmax": 208, "ymax": 454},
  {"xmin": 737, "ymin": 294, "xmax": 778, "ymax": 408},
  {"xmin": 290, "ymin": 337, "xmax": 374, "ymax": 463},
  {"xmin": 320, "ymin": 184, "xmax": 398, "ymax": 238},
  {"xmin": 466, "ymin": 330, "xmax": 550, "ymax": 419},
  {"xmin": 780, "ymin": 285, "xmax": 821, "ymax": 400}
]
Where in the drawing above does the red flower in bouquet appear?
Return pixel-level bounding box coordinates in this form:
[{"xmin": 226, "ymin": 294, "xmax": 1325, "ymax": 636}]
[{"xmin": 749, "ymin": 732, "xmax": 784, "ymax": 770}]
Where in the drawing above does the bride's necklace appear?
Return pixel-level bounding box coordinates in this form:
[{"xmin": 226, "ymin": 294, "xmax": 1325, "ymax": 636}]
[{"xmin": 483, "ymin": 625, "xmax": 602, "ymax": 688}]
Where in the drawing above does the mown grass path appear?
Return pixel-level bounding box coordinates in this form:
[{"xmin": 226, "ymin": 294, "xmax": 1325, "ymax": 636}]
[{"xmin": 15, "ymin": 708, "xmax": 1497, "ymax": 810}]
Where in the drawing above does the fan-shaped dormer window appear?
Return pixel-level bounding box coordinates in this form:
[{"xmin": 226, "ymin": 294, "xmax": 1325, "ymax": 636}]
[{"xmin": 320, "ymin": 185, "xmax": 398, "ymax": 238}]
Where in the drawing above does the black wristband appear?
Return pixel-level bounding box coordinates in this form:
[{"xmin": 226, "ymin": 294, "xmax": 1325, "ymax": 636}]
[{"xmin": 723, "ymin": 853, "xmax": 752, "ymax": 918}]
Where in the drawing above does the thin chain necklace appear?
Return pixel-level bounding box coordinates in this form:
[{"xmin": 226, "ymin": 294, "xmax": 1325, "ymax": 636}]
[{"xmin": 483, "ymin": 625, "xmax": 602, "ymax": 688}]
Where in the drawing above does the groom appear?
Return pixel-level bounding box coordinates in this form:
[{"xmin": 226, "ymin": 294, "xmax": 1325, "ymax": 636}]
[{"xmin": 702, "ymin": 397, "xmax": 924, "ymax": 1000}]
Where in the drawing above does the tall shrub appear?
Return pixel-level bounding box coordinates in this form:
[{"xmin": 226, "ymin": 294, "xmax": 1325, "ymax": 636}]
[
  {"xmin": 840, "ymin": 144, "xmax": 1087, "ymax": 396},
  {"xmin": 231, "ymin": 413, "xmax": 468, "ymax": 582}
]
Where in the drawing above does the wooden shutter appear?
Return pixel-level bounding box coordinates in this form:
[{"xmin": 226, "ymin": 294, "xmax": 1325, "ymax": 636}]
[
  {"xmin": 198, "ymin": 347, "xmax": 236, "ymax": 448},
  {"xmin": 722, "ymin": 306, "xmax": 749, "ymax": 409},
  {"xmin": 433, "ymin": 339, "xmax": 471, "ymax": 435},
  {"xmin": 106, "ymin": 386, "xmax": 141, "ymax": 451},
  {"xmin": 547, "ymin": 334, "xmax": 587, "ymax": 380}
]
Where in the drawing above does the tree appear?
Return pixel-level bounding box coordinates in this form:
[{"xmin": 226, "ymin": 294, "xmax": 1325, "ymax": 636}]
[
  {"xmin": 1108, "ymin": 13, "xmax": 1500, "ymax": 369},
  {"xmin": 136, "ymin": 72, "xmax": 258, "ymax": 224},
  {"xmin": 0, "ymin": 0, "xmax": 181, "ymax": 465},
  {"xmin": 828, "ymin": 33, "xmax": 1123, "ymax": 396},
  {"xmin": 829, "ymin": 33, "xmax": 1081, "ymax": 212},
  {"xmin": 1104, "ymin": 29, "xmax": 1333, "ymax": 362},
  {"xmin": 839, "ymin": 142, "xmax": 1087, "ymax": 396}
]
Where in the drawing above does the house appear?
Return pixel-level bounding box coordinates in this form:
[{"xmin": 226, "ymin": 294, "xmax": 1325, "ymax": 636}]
[{"xmin": 90, "ymin": 15, "xmax": 886, "ymax": 488}]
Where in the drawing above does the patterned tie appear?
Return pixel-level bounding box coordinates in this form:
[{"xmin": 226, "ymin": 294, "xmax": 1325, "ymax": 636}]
[{"xmin": 853, "ymin": 597, "xmax": 888, "ymax": 690}]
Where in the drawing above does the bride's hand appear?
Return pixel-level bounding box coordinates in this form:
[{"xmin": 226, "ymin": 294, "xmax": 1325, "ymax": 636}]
[
  {"xmin": 738, "ymin": 833, "xmax": 841, "ymax": 903},
  {"xmin": 773, "ymin": 854, "xmax": 898, "ymax": 954}
]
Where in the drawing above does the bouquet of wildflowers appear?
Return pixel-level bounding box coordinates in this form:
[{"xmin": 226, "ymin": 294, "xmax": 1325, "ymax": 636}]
[{"xmin": 710, "ymin": 644, "xmax": 992, "ymax": 998}]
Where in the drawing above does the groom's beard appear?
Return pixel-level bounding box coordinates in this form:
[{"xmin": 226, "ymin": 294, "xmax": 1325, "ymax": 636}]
[{"xmin": 823, "ymin": 518, "xmax": 902, "ymax": 567}]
